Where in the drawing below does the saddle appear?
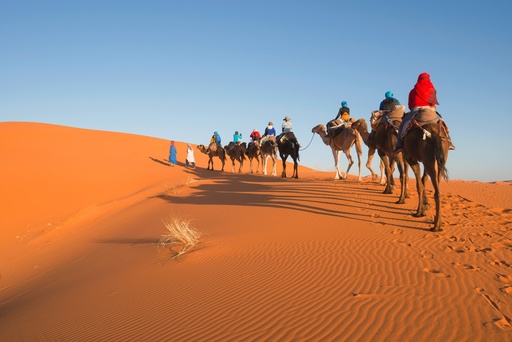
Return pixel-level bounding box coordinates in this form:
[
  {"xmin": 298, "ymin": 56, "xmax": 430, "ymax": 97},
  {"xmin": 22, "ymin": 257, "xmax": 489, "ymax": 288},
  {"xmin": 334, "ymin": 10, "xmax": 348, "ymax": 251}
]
[
  {"xmin": 327, "ymin": 119, "xmax": 350, "ymax": 137},
  {"xmin": 371, "ymin": 105, "xmax": 405, "ymax": 131},
  {"xmin": 208, "ymin": 142, "xmax": 218, "ymax": 152},
  {"xmin": 401, "ymin": 108, "xmax": 443, "ymax": 139}
]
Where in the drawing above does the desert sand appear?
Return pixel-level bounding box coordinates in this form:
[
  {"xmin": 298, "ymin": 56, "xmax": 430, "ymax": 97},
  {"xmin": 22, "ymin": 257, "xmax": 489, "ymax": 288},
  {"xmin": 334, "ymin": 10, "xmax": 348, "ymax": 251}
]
[{"xmin": 1, "ymin": 122, "xmax": 511, "ymax": 341}]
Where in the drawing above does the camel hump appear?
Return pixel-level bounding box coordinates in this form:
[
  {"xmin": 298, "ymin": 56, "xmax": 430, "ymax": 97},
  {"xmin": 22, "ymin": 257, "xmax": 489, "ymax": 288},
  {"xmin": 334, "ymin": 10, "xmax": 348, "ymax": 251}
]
[
  {"xmin": 415, "ymin": 108, "xmax": 440, "ymax": 125},
  {"xmin": 388, "ymin": 105, "xmax": 405, "ymax": 120},
  {"xmin": 285, "ymin": 132, "xmax": 297, "ymax": 141}
]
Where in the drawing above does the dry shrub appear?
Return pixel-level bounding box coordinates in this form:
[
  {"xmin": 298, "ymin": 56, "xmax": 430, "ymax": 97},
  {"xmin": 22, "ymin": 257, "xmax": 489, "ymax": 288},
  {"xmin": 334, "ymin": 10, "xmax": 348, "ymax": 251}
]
[{"xmin": 159, "ymin": 214, "xmax": 201, "ymax": 262}]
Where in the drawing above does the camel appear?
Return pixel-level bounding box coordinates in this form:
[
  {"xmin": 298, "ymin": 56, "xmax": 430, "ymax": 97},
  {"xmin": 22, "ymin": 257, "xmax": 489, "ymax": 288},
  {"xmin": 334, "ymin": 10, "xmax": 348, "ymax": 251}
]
[
  {"xmin": 370, "ymin": 111, "xmax": 409, "ymax": 204},
  {"xmin": 244, "ymin": 141, "xmax": 260, "ymax": 174},
  {"xmin": 277, "ymin": 132, "xmax": 299, "ymax": 178},
  {"xmin": 311, "ymin": 121, "xmax": 363, "ymax": 181},
  {"xmin": 224, "ymin": 142, "xmax": 246, "ymax": 173},
  {"xmin": 403, "ymin": 112, "xmax": 450, "ymax": 232},
  {"xmin": 196, "ymin": 143, "xmax": 226, "ymax": 171},
  {"xmin": 260, "ymin": 136, "xmax": 278, "ymax": 176}
]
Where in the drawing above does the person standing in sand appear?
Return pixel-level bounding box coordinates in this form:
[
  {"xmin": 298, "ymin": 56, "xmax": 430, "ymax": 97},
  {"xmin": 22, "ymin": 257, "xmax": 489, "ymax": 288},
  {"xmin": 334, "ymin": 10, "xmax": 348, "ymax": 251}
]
[
  {"xmin": 169, "ymin": 140, "xmax": 177, "ymax": 167},
  {"xmin": 186, "ymin": 144, "xmax": 195, "ymax": 168}
]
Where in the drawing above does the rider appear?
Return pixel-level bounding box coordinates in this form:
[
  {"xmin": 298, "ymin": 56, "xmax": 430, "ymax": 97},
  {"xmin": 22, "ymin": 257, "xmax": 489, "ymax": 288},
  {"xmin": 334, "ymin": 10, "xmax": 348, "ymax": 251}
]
[
  {"xmin": 249, "ymin": 128, "xmax": 261, "ymax": 141},
  {"xmin": 335, "ymin": 101, "xmax": 350, "ymax": 122},
  {"xmin": 207, "ymin": 131, "xmax": 222, "ymax": 153},
  {"xmin": 380, "ymin": 91, "xmax": 400, "ymax": 111},
  {"xmin": 394, "ymin": 72, "xmax": 454, "ymax": 153},
  {"xmin": 233, "ymin": 130, "xmax": 242, "ymax": 144},
  {"xmin": 276, "ymin": 116, "xmax": 293, "ymax": 143},
  {"xmin": 263, "ymin": 121, "xmax": 276, "ymax": 137},
  {"xmin": 328, "ymin": 101, "xmax": 350, "ymax": 136}
]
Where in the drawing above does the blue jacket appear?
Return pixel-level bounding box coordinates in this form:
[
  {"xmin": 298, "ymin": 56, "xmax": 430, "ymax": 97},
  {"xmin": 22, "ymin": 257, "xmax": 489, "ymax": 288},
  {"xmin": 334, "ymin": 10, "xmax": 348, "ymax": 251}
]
[{"xmin": 264, "ymin": 126, "xmax": 276, "ymax": 136}]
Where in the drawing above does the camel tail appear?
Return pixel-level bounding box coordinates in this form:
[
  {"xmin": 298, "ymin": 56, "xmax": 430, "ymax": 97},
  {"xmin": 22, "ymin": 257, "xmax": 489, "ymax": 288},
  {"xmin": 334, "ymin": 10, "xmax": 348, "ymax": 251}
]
[{"xmin": 434, "ymin": 134, "xmax": 449, "ymax": 181}]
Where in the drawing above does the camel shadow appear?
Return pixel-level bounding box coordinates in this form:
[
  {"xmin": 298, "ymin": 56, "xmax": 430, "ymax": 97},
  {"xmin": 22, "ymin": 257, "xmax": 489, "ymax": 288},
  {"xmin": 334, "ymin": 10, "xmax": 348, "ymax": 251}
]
[{"xmin": 153, "ymin": 170, "xmax": 430, "ymax": 231}]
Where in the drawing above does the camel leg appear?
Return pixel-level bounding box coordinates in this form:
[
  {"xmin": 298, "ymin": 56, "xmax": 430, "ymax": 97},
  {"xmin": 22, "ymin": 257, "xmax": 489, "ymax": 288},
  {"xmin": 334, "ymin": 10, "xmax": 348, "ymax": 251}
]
[
  {"xmin": 332, "ymin": 149, "xmax": 342, "ymax": 179},
  {"xmin": 421, "ymin": 170, "xmax": 430, "ymax": 210},
  {"xmin": 395, "ymin": 155, "xmax": 407, "ymax": 204},
  {"xmin": 379, "ymin": 152, "xmax": 394, "ymax": 194},
  {"xmin": 343, "ymin": 150, "xmax": 353, "ymax": 180},
  {"xmin": 262, "ymin": 155, "xmax": 268, "ymax": 175},
  {"xmin": 410, "ymin": 162, "xmax": 426, "ymax": 218},
  {"xmin": 426, "ymin": 165, "xmax": 442, "ymax": 231},
  {"xmin": 379, "ymin": 159, "xmax": 386, "ymax": 185},
  {"xmin": 356, "ymin": 149, "xmax": 362, "ymax": 181},
  {"xmin": 271, "ymin": 155, "xmax": 277, "ymax": 176},
  {"xmin": 366, "ymin": 147, "xmax": 378, "ymax": 181},
  {"xmin": 281, "ymin": 156, "xmax": 287, "ymax": 178}
]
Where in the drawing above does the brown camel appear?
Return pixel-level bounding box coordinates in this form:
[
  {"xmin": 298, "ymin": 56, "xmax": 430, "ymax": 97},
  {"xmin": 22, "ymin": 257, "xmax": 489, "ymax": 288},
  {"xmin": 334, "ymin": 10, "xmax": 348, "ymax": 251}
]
[
  {"xmin": 346, "ymin": 119, "xmax": 385, "ymax": 184},
  {"xmin": 403, "ymin": 113, "xmax": 450, "ymax": 232},
  {"xmin": 260, "ymin": 136, "xmax": 278, "ymax": 176},
  {"xmin": 224, "ymin": 142, "xmax": 246, "ymax": 173},
  {"xmin": 197, "ymin": 143, "xmax": 226, "ymax": 171},
  {"xmin": 370, "ymin": 110, "xmax": 409, "ymax": 204},
  {"xmin": 311, "ymin": 122, "xmax": 363, "ymax": 180},
  {"xmin": 277, "ymin": 132, "xmax": 299, "ymax": 178},
  {"xmin": 244, "ymin": 141, "xmax": 260, "ymax": 174}
]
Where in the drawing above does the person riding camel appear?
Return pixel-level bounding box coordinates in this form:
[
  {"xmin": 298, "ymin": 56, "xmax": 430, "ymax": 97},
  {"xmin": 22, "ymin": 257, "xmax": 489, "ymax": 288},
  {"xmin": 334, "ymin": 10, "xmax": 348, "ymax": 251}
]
[
  {"xmin": 250, "ymin": 128, "xmax": 261, "ymax": 141},
  {"xmin": 393, "ymin": 72, "xmax": 455, "ymax": 154},
  {"xmin": 368, "ymin": 91, "xmax": 403, "ymax": 144},
  {"xmin": 336, "ymin": 101, "xmax": 350, "ymax": 122},
  {"xmin": 233, "ymin": 131, "xmax": 242, "ymax": 144},
  {"xmin": 206, "ymin": 131, "xmax": 222, "ymax": 153},
  {"xmin": 327, "ymin": 101, "xmax": 350, "ymax": 136},
  {"xmin": 380, "ymin": 91, "xmax": 401, "ymax": 111},
  {"xmin": 263, "ymin": 121, "xmax": 276, "ymax": 137}
]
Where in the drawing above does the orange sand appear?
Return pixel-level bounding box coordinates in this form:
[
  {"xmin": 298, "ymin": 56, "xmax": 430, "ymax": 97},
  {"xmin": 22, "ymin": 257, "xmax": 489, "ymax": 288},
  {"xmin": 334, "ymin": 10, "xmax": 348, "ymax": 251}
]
[{"xmin": 1, "ymin": 122, "xmax": 511, "ymax": 341}]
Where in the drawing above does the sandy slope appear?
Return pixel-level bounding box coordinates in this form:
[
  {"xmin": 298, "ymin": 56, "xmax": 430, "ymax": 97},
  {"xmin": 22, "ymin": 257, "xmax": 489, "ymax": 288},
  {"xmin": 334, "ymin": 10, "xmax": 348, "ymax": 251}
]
[{"xmin": 1, "ymin": 122, "xmax": 511, "ymax": 341}]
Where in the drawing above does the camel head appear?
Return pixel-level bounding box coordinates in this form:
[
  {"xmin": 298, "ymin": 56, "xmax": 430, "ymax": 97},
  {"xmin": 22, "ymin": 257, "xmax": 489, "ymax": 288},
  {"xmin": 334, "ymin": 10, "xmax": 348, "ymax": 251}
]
[
  {"xmin": 351, "ymin": 118, "xmax": 368, "ymax": 133},
  {"xmin": 311, "ymin": 124, "xmax": 326, "ymax": 135},
  {"xmin": 196, "ymin": 144, "xmax": 208, "ymax": 154}
]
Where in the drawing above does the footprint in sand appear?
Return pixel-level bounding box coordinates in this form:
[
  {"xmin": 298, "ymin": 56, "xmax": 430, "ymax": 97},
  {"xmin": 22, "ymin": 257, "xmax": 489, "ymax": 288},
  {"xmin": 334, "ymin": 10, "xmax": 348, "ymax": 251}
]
[
  {"xmin": 423, "ymin": 268, "xmax": 450, "ymax": 278},
  {"xmin": 393, "ymin": 239, "xmax": 411, "ymax": 247},
  {"xmin": 500, "ymin": 286, "xmax": 512, "ymax": 295},
  {"xmin": 495, "ymin": 273, "xmax": 512, "ymax": 283},
  {"xmin": 476, "ymin": 288, "xmax": 512, "ymax": 331},
  {"xmin": 445, "ymin": 244, "xmax": 467, "ymax": 253},
  {"xmin": 392, "ymin": 228, "xmax": 403, "ymax": 235},
  {"xmin": 452, "ymin": 262, "xmax": 480, "ymax": 271},
  {"xmin": 420, "ymin": 250, "xmax": 433, "ymax": 259}
]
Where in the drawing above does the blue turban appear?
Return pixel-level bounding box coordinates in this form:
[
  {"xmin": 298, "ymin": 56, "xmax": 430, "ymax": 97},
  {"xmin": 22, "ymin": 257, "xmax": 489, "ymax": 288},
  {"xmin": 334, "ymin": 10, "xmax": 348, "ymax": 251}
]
[
  {"xmin": 341, "ymin": 101, "xmax": 347, "ymax": 107},
  {"xmin": 214, "ymin": 131, "xmax": 218, "ymax": 135},
  {"xmin": 385, "ymin": 91, "xmax": 393, "ymax": 99}
]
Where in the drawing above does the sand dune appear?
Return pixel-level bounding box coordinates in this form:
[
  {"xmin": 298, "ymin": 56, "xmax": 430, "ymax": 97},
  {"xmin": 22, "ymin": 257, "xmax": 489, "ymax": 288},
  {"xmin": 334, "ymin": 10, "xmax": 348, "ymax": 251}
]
[{"xmin": 1, "ymin": 122, "xmax": 511, "ymax": 341}]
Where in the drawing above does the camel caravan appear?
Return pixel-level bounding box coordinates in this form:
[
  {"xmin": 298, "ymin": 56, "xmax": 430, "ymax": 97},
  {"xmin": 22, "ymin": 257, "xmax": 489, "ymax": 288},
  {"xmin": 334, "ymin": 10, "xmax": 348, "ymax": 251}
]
[
  {"xmin": 194, "ymin": 73, "xmax": 455, "ymax": 231},
  {"xmin": 196, "ymin": 133, "xmax": 295, "ymax": 178}
]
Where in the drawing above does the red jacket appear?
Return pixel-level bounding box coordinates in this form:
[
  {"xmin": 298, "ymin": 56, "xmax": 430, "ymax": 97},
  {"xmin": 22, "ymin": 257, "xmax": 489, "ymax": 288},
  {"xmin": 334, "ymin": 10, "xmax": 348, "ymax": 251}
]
[{"xmin": 408, "ymin": 72, "xmax": 439, "ymax": 110}]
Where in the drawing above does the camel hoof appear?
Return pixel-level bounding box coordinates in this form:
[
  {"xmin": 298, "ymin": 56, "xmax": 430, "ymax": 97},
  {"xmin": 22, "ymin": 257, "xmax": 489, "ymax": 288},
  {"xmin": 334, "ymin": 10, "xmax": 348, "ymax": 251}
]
[
  {"xmin": 430, "ymin": 227, "xmax": 442, "ymax": 232},
  {"xmin": 395, "ymin": 199, "xmax": 406, "ymax": 204},
  {"xmin": 413, "ymin": 212, "xmax": 426, "ymax": 218}
]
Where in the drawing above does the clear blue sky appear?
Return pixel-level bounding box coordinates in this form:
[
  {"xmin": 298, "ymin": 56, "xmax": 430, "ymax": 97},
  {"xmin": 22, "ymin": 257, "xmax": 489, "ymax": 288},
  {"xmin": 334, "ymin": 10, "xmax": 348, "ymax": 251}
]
[{"xmin": 2, "ymin": 1, "xmax": 511, "ymax": 182}]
